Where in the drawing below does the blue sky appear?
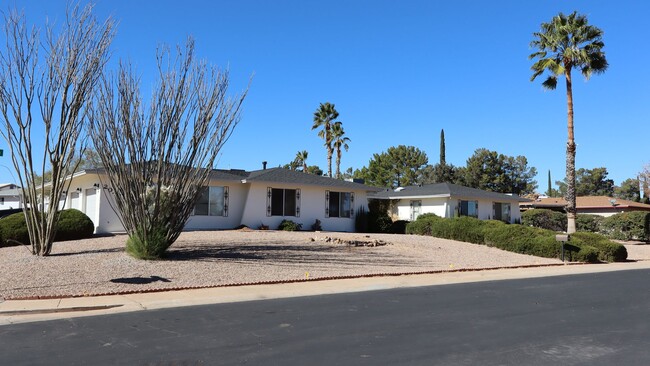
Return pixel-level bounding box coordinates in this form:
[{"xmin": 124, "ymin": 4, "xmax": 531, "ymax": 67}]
[{"xmin": 1, "ymin": 0, "xmax": 648, "ymax": 189}]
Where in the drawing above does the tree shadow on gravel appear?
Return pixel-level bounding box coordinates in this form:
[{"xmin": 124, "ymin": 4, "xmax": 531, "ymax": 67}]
[
  {"xmin": 49, "ymin": 247, "xmax": 125, "ymax": 257},
  {"xmin": 164, "ymin": 244, "xmax": 417, "ymax": 267}
]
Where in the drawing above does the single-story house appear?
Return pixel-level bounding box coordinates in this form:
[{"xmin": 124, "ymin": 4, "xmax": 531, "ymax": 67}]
[
  {"xmin": 55, "ymin": 167, "xmax": 381, "ymax": 234},
  {"xmin": 520, "ymin": 196, "xmax": 650, "ymax": 217},
  {"xmin": 369, "ymin": 183, "xmax": 527, "ymax": 223},
  {"xmin": 0, "ymin": 183, "xmax": 23, "ymax": 210}
]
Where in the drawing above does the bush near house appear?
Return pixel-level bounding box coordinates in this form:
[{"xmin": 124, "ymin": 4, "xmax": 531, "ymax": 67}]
[
  {"xmin": 278, "ymin": 219, "xmax": 302, "ymax": 231},
  {"xmin": 388, "ymin": 220, "xmax": 410, "ymax": 234},
  {"xmin": 406, "ymin": 214, "xmax": 625, "ymax": 263},
  {"xmin": 365, "ymin": 199, "xmax": 392, "ymax": 233},
  {"xmin": 576, "ymin": 214, "xmax": 604, "ymax": 233},
  {"xmin": 0, "ymin": 209, "xmax": 95, "ymax": 247},
  {"xmin": 600, "ymin": 211, "xmax": 650, "ymax": 241},
  {"xmin": 521, "ymin": 209, "xmax": 566, "ymax": 232}
]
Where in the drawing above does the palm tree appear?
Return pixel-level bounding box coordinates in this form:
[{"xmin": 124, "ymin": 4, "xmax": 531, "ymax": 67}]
[
  {"xmin": 331, "ymin": 122, "xmax": 350, "ymax": 179},
  {"xmin": 529, "ymin": 11, "xmax": 608, "ymax": 233},
  {"xmin": 311, "ymin": 102, "xmax": 340, "ymax": 177},
  {"xmin": 295, "ymin": 150, "xmax": 308, "ymax": 172}
]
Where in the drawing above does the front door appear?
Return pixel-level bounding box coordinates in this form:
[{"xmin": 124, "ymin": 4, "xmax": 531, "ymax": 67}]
[{"xmin": 410, "ymin": 200, "xmax": 422, "ymax": 221}]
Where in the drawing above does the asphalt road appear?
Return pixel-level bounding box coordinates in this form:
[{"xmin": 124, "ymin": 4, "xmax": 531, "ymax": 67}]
[{"xmin": 2, "ymin": 269, "xmax": 650, "ymax": 365}]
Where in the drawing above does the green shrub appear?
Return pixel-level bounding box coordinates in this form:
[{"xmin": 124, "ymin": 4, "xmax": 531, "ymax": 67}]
[
  {"xmin": 54, "ymin": 209, "xmax": 95, "ymax": 242},
  {"xmin": 0, "ymin": 212, "xmax": 29, "ymax": 247},
  {"xmin": 570, "ymin": 232, "xmax": 627, "ymax": 262},
  {"xmin": 389, "ymin": 220, "xmax": 410, "ymax": 234},
  {"xmin": 431, "ymin": 216, "xmax": 486, "ymax": 244},
  {"xmin": 600, "ymin": 211, "xmax": 650, "ymax": 241},
  {"xmin": 126, "ymin": 225, "xmax": 169, "ymax": 260},
  {"xmin": 521, "ymin": 209, "xmax": 566, "ymax": 231},
  {"xmin": 278, "ymin": 219, "xmax": 302, "ymax": 231},
  {"xmin": 576, "ymin": 214, "xmax": 604, "ymax": 233},
  {"xmin": 406, "ymin": 213, "xmax": 441, "ymax": 236}
]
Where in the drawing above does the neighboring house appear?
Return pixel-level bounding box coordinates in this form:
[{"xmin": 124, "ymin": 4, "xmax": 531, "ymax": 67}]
[
  {"xmin": 370, "ymin": 183, "xmax": 527, "ymax": 223},
  {"xmin": 520, "ymin": 196, "xmax": 650, "ymax": 217},
  {"xmin": 56, "ymin": 167, "xmax": 381, "ymax": 234},
  {"xmin": 0, "ymin": 183, "xmax": 22, "ymax": 210}
]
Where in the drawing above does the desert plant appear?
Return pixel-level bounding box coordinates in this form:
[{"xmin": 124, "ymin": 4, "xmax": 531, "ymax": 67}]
[
  {"xmin": 367, "ymin": 199, "xmax": 392, "ymax": 233},
  {"xmin": 311, "ymin": 219, "xmax": 322, "ymax": 231},
  {"xmin": 389, "ymin": 220, "xmax": 410, "ymax": 234},
  {"xmin": 278, "ymin": 220, "xmax": 302, "ymax": 231},
  {"xmin": 126, "ymin": 225, "xmax": 168, "ymax": 260}
]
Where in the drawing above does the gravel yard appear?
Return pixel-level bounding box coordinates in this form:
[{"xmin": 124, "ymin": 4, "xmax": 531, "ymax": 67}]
[{"xmin": 1, "ymin": 230, "xmax": 647, "ymax": 300}]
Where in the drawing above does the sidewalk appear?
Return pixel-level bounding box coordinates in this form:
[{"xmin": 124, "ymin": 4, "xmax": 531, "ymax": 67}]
[{"xmin": 2, "ymin": 260, "xmax": 649, "ymax": 325}]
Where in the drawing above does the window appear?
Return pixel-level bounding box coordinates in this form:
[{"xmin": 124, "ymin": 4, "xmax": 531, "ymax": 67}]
[
  {"xmin": 194, "ymin": 186, "xmax": 228, "ymax": 216},
  {"xmin": 0, "ymin": 197, "xmax": 3, "ymax": 205},
  {"xmin": 326, "ymin": 191, "xmax": 353, "ymax": 218},
  {"xmin": 493, "ymin": 202, "xmax": 511, "ymax": 222},
  {"xmin": 267, "ymin": 188, "xmax": 300, "ymax": 217},
  {"xmin": 459, "ymin": 200, "xmax": 478, "ymax": 218},
  {"xmin": 410, "ymin": 200, "xmax": 422, "ymax": 220}
]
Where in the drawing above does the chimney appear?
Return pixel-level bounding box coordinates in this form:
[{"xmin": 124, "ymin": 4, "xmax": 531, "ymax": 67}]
[{"xmin": 262, "ymin": 161, "xmax": 267, "ymax": 170}]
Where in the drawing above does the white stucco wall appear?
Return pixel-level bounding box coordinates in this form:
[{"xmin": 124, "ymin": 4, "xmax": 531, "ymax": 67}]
[
  {"xmin": 240, "ymin": 182, "xmax": 369, "ymax": 232},
  {"xmin": 0, "ymin": 196, "xmax": 21, "ymax": 210},
  {"xmin": 395, "ymin": 197, "xmax": 448, "ymax": 220}
]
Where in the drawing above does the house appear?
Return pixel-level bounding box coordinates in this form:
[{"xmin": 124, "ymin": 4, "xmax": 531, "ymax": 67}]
[
  {"xmin": 56, "ymin": 167, "xmax": 381, "ymax": 234},
  {"xmin": 369, "ymin": 183, "xmax": 527, "ymax": 223},
  {"xmin": 520, "ymin": 196, "xmax": 650, "ymax": 217},
  {"xmin": 0, "ymin": 183, "xmax": 23, "ymax": 210}
]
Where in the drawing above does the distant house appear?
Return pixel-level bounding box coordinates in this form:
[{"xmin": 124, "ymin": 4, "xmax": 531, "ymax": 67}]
[
  {"xmin": 56, "ymin": 167, "xmax": 381, "ymax": 234},
  {"xmin": 369, "ymin": 183, "xmax": 527, "ymax": 223},
  {"xmin": 520, "ymin": 196, "xmax": 650, "ymax": 217},
  {"xmin": 0, "ymin": 183, "xmax": 22, "ymax": 210}
]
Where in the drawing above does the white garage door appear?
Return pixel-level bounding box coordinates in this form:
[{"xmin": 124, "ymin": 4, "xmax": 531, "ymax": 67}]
[{"xmin": 84, "ymin": 188, "xmax": 97, "ymax": 224}]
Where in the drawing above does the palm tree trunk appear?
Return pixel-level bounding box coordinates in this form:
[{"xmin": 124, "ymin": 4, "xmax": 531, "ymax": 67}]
[
  {"xmin": 565, "ymin": 68, "xmax": 577, "ymax": 234},
  {"xmin": 336, "ymin": 147, "xmax": 341, "ymax": 179},
  {"xmin": 327, "ymin": 147, "xmax": 333, "ymax": 178}
]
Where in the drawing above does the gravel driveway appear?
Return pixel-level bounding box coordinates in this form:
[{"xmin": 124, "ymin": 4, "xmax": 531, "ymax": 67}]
[{"xmin": 1, "ymin": 230, "xmax": 647, "ymax": 300}]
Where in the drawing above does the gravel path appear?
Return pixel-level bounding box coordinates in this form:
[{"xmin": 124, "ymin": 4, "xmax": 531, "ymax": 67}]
[{"xmin": 1, "ymin": 230, "xmax": 646, "ymax": 300}]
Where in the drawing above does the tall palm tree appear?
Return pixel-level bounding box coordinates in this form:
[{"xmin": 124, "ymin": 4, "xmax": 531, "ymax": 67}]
[
  {"xmin": 529, "ymin": 11, "xmax": 608, "ymax": 233},
  {"xmin": 311, "ymin": 102, "xmax": 340, "ymax": 177},
  {"xmin": 295, "ymin": 150, "xmax": 308, "ymax": 172},
  {"xmin": 331, "ymin": 121, "xmax": 350, "ymax": 179}
]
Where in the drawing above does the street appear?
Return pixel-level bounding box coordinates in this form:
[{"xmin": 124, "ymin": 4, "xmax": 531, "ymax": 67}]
[{"xmin": 2, "ymin": 269, "xmax": 650, "ymax": 365}]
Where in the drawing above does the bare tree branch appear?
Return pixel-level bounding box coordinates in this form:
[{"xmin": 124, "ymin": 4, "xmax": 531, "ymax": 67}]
[
  {"xmin": 90, "ymin": 38, "xmax": 249, "ymax": 259},
  {"xmin": 0, "ymin": 3, "xmax": 115, "ymax": 255}
]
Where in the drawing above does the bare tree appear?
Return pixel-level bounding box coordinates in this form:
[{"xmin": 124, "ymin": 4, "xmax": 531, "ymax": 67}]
[
  {"xmin": 90, "ymin": 39, "xmax": 248, "ymax": 259},
  {"xmin": 0, "ymin": 4, "xmax": 114, "ymax": 255}
]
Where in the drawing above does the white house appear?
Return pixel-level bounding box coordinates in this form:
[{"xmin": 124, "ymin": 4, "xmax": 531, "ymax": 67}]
[
  {"xmin": 369, "ymin": 183, "xmax": 527, "ymax": 223},
  {"xmin": 0, "ymin": 183, "xmax": 22, "ymax": 211},
  {"xmin": 58, "ymin": 167, "xmax": 381, "ymax": 234}
]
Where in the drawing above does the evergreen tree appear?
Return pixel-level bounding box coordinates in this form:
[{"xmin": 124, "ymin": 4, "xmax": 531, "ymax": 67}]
[{"xmin": 440, "ymin": 129, "xmax": 446, "ymax": 165}]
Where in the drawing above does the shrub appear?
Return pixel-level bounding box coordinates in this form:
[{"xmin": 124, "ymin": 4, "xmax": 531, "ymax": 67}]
[
  {"xmin": 600, "ymin": 211, "xmax": 650, "ymax": 241},
  {"xmin": 389, "ymin": 220, "xmax": 410, "ymax": 234},
  {"xmin": 570, "ymin": 232, "xmax": 627, "ymax": 262},
  {"xmin": 311, "ymin": 219, "xmax": 322, "ymax": 231},
  {"xmin": 576, "ymin": 214, "xmax": 604, "ymax": 233},
  {"xmin": 0, "ymin": 212, "xmax": 29, "ymax": 247},
  {"xmin": 406, "ymin": 213, "xmax": 441, "ymax": 236},
  {"xmin": 355, "ymin": 207, "xmax": 368, "ymax": 233},
  {"xmin": 54, "ymin": 209, "xmax": 95, "ymax": 242},
  {"xmin": 431, "ymin": 216, "xmax": 486, "ymax": 244},
  {"xmin": 126, "ymin": 225, "xmax": 169, "ymax": 260},
  {"xmin": 278, "ymin": 219, "xmax": 302, "ymax": 231},
  {"xmin": 367, "ymin": 200, "xmax": 392, "ymax": 233},
  {"xmin": 521, "ymin": 209, "xmax": 566, "ymax": 232}
]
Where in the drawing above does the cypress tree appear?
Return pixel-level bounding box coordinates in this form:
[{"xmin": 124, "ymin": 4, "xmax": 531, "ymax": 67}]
[
  {"xmin": 547, "ymin": 170, "xmax": 552, "ymax": 197},
  {"xmin": 440, "ymin": 129, "xmax": 446, "ymax": 165}
]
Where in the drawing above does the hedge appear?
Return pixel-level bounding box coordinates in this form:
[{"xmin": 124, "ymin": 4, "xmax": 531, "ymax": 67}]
[
  {"xmin": 521, "ymin": 209, "xmax": 566, "ymax": 232},
  {"xmin": 576, "ymin": 214, "xmax": 604, "ymax": 233},
  {"xmin": 0, "ymin": 209, "xmax": 95, "ymax": 247},
  {"xmin": 600, "ymin": 211, "xmax": 650, "ymax": 241},
  {"xmin": 569, "ymin": 232, "xmax": 628, "ymax": 262},
  {"xmin": 405, "ymin": 214, "xmax": 620, "ymax": 263}
]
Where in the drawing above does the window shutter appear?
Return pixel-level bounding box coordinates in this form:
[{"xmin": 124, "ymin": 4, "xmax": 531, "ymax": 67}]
[
  {"xmin": 266, "ymin": 187, "xmax": 272, "ymax": 217},
  {"xmin": 224, "ymin": 186, "xmax": 229, "ymax": 217},
  {"xmin": 325, "ymin": 190, "xmax": 330, "ymax": 218},
  {"xmin": 296, "ymin": 189, "xmax": 301, "ymax": 217},
  {"xmin": 350, "ymin": 192, "xmax": 355, "ymax": 216}
]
